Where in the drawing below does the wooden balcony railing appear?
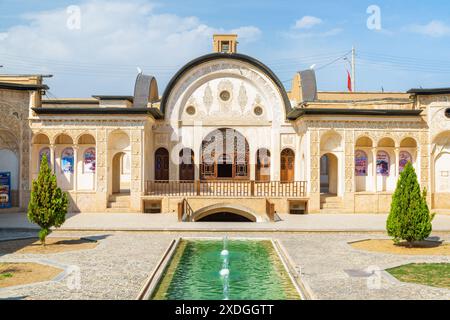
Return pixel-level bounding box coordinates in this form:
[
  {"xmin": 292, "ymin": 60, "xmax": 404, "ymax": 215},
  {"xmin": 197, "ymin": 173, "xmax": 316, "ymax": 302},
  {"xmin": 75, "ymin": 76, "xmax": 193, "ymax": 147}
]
[{"xmin": 145, "ymin": 180, "xmax": 307, "ymax": 198}]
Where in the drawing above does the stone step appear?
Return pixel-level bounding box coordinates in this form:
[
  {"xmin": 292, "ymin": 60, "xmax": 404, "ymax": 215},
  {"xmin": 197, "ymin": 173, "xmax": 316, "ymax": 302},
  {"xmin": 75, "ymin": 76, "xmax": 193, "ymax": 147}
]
[
  {"xmin": 104, "ymin": 208, "xmax": 132, "ymax": 213},
  {"xmin": 321, "ymin": 202, "xmax": 344, "ymax": 209},
  {"xmin": 108, "ymin": 201, "xmax": 130, "ymax": 209},
  {"xmin": 109, "ymin": 194, "xmax": 130, "ymax": 202},
  {"xmin": 320, "ymin": 197, "xmax": 343, "ymax": 204},
  {"xmin": 319, "ymin": 208, "xmax": 346, "ymax": 214}
]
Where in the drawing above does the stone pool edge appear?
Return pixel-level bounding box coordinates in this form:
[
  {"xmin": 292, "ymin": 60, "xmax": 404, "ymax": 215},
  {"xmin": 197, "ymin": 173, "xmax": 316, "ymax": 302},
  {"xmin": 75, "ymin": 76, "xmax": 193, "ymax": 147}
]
[{"xmin": 136, "ymin": 237, "xmax": 314, "ymax": 300}]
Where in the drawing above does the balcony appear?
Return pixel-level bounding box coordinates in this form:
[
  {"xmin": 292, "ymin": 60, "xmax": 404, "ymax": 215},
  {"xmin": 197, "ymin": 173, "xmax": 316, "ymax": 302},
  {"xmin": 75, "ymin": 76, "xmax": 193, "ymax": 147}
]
[{"xmin": 145, "ymin": 180, "xmax": 307, "ymax": 198}]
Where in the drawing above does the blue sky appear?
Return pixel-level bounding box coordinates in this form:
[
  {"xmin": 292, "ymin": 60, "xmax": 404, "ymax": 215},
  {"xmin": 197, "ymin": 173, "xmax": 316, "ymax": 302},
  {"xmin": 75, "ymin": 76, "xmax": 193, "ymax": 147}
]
[{"xmin": 1, "ymin": 0, "xmax": 450, "ymax": 97}]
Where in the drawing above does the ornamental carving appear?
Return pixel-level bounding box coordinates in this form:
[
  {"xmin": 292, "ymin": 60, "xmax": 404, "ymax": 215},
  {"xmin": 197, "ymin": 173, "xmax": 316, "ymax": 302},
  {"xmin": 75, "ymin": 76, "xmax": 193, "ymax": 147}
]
[{"xmin": 238, "ymin": 83, "xmax": 248, "ymax": 113}]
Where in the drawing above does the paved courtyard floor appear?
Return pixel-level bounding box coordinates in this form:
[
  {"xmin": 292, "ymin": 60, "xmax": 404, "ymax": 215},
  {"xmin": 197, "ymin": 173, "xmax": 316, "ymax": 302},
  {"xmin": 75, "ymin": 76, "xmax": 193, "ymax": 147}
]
[
  {"xmin": 1, "ymin": 212, "xmax": 450, "ymax": 232},
  {"xmin": 0, "ymin": 230, "xmax": 449, "ymax": 300}
]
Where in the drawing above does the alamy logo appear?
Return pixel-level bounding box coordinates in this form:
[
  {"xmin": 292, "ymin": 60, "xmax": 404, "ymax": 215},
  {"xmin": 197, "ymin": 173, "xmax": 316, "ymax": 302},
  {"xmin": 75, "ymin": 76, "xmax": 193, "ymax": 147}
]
[
  {"xmin": 66, "ymin": 5, "xmax": 81, "ymax": 30},
  {"xmin": 367, "ymin": 5, "xmax": 382, "ymax": 31}
]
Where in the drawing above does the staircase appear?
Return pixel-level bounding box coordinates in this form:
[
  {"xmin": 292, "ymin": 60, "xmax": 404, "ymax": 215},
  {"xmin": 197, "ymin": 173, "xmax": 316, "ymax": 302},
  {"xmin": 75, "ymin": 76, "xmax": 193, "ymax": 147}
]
[
  {"xmin": 320, "ymin": 194, "xmax": 344, "ymax": 213},
  {"xmin": 106, "ymin": 193, "xmax": 130, "ymax": 212}
]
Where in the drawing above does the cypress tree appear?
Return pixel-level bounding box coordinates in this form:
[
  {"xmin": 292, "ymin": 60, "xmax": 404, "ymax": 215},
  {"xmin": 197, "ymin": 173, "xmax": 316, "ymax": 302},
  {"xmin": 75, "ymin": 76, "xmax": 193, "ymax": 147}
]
[
  {"xmin": 386, "ymin": 162, "xmax": 435, "ymax": 246},
  {"xmin": 27, "ymin": 154, "xmax": 69, "ymax": 245}
]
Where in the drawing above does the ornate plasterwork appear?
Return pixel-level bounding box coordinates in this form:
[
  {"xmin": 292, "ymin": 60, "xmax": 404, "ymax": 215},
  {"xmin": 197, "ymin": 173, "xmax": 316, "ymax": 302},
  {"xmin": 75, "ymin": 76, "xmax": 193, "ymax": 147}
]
[
  {"xmin": 238, "ymin": 82, "xmax": 248, "ymax": 113},
  {"xmin": 344, "ymin": 131, "xmax": 355, "ymax": 193},
  {"xmin": 309, "ymin": 130, "xmax": 320, "ymax": 194},
  {"xmin": 428, "ymin": 104, "xmax": 450, "ymax": 140},
  {"xmin": 0, "ymin": 96, "xmax": 31, "ymax": 196},
  {"xmin": 280, "ymin": 134, "xmax": 296, "ymax": 149},
  {"xmin": 166, "ymin": 59, "xmax": 284, "ymax": 124}
]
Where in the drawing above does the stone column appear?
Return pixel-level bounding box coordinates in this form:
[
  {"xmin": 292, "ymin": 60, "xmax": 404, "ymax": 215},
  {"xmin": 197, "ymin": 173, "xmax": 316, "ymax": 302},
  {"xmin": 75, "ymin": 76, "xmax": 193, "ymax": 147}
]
[
  {"xmin": 95, "ymin": 129, "xmax": 108, "ymax": 212},
  {"xmin": 50, "ymin": 144, "xmax": 55, "ymax": 173},
  {"xmin": 419, "ymin": 131, "xmax": 431, "ymax": 206},
  {"xmin": 130, "ymin": 129, "xmax": 143, "ymax": 212},
  {"xmin": 344, "ymin": 130, "xmax": 355, "ymax": 212},
  {"xmin": 372, "ymin": 147, "xmax": 377, "ymax": 192},
  {"xmin": 249, "ymin": 146, "xmax": 256, "ymax": 180},
  {"xmin": 193, "ymin": 121, "xmax": 203, "ymax": 181},
  {"xmin": 394, "ymin": 147, "xmax": 400, "ymax": 177},
  {"xmin": 73, "ymin": 144, "xmax": 79, "ymax": 191},
  {"xmin": 309, "ymin": 130, "xmax": 321, "ymax": 213}
]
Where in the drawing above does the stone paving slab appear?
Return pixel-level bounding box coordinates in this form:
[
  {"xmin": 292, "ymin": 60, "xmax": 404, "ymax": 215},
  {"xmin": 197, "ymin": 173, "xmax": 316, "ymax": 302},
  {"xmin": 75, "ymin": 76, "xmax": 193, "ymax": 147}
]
[
  {"xmin": 0, "ymin": 230, "xmax": 449, "ymax": 300},
  {"xmin": 1, "ymin": 212, "xmax": 450, "ymax": 232}
]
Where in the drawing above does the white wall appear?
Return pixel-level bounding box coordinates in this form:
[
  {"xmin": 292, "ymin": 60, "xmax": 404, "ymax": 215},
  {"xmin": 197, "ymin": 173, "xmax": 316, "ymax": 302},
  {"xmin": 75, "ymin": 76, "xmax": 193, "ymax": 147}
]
[{"xmin": 435, "ymin": 153, "xmax": 450, "ymax": 192}]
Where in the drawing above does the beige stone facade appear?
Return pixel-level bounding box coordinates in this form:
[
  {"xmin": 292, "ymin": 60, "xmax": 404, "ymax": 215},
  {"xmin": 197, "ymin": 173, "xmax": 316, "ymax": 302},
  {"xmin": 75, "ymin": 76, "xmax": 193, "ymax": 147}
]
[{"xmin": 0, "ymin": 36, "xmax": 449, "ymax": 217}]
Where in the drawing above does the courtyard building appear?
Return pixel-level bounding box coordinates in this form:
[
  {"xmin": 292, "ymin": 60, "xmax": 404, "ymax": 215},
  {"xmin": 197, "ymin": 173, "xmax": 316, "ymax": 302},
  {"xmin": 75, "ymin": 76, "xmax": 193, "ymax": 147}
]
[{"xmin": 0, "ymin": 34, "xmax": 449, "ymax": 219}]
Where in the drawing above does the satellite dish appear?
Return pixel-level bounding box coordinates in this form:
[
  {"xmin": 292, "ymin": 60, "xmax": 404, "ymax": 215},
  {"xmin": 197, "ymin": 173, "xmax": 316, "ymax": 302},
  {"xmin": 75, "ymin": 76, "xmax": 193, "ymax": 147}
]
[
  {"xmin": 137, "ymin": 67, "xmax": 142, "ymax": 74},
  {"xmin": 309, "ymin": 64, "xmax": 316, "ymax": 70}
]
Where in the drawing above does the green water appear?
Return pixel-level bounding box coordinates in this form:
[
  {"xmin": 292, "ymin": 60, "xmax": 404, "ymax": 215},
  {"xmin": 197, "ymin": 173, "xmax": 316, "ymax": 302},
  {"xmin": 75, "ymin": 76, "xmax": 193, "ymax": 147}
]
[{"xmin": 151, "ymin": 239, "xmax": 301, "ymax": 300}]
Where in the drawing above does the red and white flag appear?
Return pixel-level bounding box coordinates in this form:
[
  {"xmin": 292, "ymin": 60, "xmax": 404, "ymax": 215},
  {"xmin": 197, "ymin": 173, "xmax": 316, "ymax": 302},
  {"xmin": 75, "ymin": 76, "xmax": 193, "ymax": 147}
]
[{"xmin": 347, "ymin": 70, "xmax": 352, "ymax": 92}]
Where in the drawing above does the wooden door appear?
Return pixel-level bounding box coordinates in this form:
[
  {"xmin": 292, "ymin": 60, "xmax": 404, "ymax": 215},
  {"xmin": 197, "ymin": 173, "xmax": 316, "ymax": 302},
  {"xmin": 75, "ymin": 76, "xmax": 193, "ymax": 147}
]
[
  {"xmin": 256, "ymin": 149, "xmax": 271, "ymax": 181},
  {"xmin": 280, "ymin": 149, "xmax": 295, "ymax": 182},
  {"xmin": 179, "ymin": 149, "xmax": 195, "ymax": 181},
  {"xmin": 155, "ymin": 148, "xmax": 169, "ymax": 181}
]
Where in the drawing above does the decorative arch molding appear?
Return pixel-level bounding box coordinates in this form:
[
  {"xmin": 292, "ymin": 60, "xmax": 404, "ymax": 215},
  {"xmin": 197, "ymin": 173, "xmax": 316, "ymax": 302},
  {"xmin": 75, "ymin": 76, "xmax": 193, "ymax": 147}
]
[
  {"xmin": 0, "ymin": 101, "xmax": 23, "ymax": 135},
  {"xmin": 0, "ymin": 129, "xmax": 20, "ymax": 155},
  {"xmin": 175, "ymin": 72, "xmax": 273, "ymax": 122},
  {"xmin": 355, "ymin": 136, "xmax": 374, "ymax": 148},
  {"xmin": 163, "ymin": 54, "xmax": 289, "ymax": 123},
  {"xmin": 376, "ymin": 136, "xmax": 397, "ymax": 147},
  {"xmin": 53, "ymin": 133, "xmax": 74, "ymax": 145},
  {"xmin": 75, "ymin": 132, "xmax": 97, "ymax": 144},
  {"xmin": 320, "ymin": 130, "xmax": 343, "ymax": 153}
]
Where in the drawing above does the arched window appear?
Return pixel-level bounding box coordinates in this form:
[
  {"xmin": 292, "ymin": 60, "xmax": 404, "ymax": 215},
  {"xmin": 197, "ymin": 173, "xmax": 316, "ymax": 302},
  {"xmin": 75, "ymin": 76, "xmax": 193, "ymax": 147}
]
[
  {"xmin": 155, "ymin": 148, "xmax": 169, "ymax": 181},
  {"xmin": 376, "ymin": 151, "xmax": 390, "ymax": 176},
  {"xmin": 399, "ymin": 151, "xmax": 413, "ymax": 173},
  {"xmin": 39, "ymin": 147, "xmax": 51, "ymax": 169},
  {"xmin": 280, "ymin": 149, "xmax": 295, "ymax": 182},
  {"xmin": 256, "ymin": 149, "xmax": 271, "ymax": 181},
  {"xmin": 200, "ymin": 128, "xmax": 249, "ymax": 180},
  {"xmin": 355, "ymin": 150, "xmax": 368, "ymax": 176},
  {"xmin": 61, "ymin": 148, "xmax": 74, "ymax": 174},
  {"xmin": 83, "ymin": 148, "xmax": 96, "ymax": 173}
]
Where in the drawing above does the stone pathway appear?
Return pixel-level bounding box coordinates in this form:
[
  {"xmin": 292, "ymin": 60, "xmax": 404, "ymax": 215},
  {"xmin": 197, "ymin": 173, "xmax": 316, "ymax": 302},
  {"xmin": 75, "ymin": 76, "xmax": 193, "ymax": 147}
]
[
  {"xmin": 0, "ymin": 230, "xmax": 449, "ymax": 300},
  {"xmin": 1, "ymin": 212, "xmax": 450, "ymax": 232}
]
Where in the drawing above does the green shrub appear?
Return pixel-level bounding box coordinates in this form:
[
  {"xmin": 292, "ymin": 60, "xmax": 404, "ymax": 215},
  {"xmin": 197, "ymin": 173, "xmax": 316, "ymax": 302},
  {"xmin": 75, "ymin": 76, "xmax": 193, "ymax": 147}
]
[
  {"xmin": 27, "ymin": 154, "xmax": 68, "ymax": 245},
  {"xmin": 387, "ymin": 162, "xmax": 435, "ymax": 245}
]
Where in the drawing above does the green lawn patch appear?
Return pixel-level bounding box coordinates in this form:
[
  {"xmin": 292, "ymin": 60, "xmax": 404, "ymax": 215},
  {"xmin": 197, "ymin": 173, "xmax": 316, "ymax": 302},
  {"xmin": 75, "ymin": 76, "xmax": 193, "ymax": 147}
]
[
  {"xmin": 387, "ymin": 263, "xmax": 450, "ymax": 289},
  {"xmin": 0, "ymin": 272, "xmax": 13, "ymax": 280}
]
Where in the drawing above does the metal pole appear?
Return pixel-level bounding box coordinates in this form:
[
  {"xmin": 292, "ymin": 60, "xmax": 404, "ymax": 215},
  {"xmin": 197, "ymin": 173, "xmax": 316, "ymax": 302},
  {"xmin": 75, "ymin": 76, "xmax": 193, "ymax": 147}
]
[{"xmin": 351, "ymin": 46, "xmax": 356, "ymax": 92}]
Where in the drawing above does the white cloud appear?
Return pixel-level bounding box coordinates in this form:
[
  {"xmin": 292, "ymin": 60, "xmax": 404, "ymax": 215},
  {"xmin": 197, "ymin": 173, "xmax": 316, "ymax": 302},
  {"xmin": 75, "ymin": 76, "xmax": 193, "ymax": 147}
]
[
  {"xmin": 0, "ymin": 0, "xmax": 261, "ymax": 96},
  {"xmin": 293, "ymin": 16, "xmax": 322, "ymax": 29},
  {"xmin": 230, "ymin": 26, "xmax": 261, "ymax": 42},
  {"xmin": 285, "ymin": 16, "xmax": 341, "ymax": 39},
  {"xmin": 408, "ymin": 20, "xmax": 450, "ymax": 38}
]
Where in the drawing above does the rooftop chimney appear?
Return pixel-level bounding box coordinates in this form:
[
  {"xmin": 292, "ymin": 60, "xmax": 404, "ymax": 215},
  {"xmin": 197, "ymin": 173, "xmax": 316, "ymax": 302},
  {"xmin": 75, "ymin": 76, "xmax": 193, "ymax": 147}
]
[{"xmin": 213, "ymin": 34, "xmax": 238, "ymax": 54}]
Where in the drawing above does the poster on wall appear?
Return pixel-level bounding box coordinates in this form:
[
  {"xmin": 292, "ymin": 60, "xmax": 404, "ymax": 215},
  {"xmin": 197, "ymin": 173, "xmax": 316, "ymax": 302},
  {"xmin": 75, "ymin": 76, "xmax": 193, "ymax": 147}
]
[
  {"xmin": 61, "ymin": 148, "xmax": 74, "ymax": 173},
  {"xmin": 39, "ymin": 147, "xmax": 51, "ymax": 169},
  {"xmin": 83, "ymin": 148, "xmax": 96, "ymax": 173},
  {"xmin": 0, "ymin": 172, "xmax": 11, "ymax": 209},
  {"xmin": 399, "ymin": 151, "xmax": 412, "ymax": 173},
  {"xmin": 355, "ymin": 150, "xmax": 368, "ymax": 176},
  {"xmin": 376, "ymin": 151, "xmax": 390, "ymax": 176}
]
